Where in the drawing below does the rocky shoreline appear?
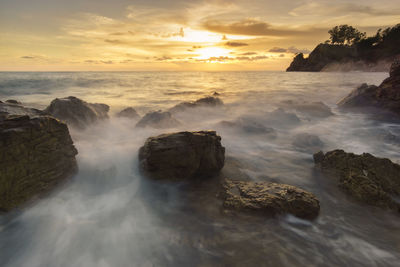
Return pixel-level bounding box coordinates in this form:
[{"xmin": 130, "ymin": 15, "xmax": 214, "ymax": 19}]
[{"xmin": 1, "ymin": 61, "xmax": 400, "ymax": 221}]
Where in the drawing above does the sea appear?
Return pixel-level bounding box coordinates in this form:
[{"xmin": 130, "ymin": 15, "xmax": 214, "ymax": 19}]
[{"xmin": 0, "ymin": 71, "xmax": 399, "ymax": 267}]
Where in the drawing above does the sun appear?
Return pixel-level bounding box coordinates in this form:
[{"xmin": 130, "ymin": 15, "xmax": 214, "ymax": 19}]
[{"xmin": 195, "ymin": 47, "xmax": 231, "ymax": 60}]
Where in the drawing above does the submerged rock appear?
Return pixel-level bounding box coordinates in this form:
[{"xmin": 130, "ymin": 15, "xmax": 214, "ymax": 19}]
[
  {"xmin": 338, "ymin": 59, "xmax": 400, "ymax": 117},
  {"xmin": 135, "ymin": 110, "xmax": 180, "ymax": 129},
  {"xmin": 221, "ymin": 179, "xmax": 320, "ymax": 219},
  {"xmin": 218, "ymin": 118, "xmax": 276, "ymax": 136},
  {"xmin": 265, "ymin": 108, "xmax": 301, "ymax": 128},
  {"xmin": 116, "ymin": 107, "xmax": 140, "ymax": 119},
  {"xmin": 0, "ymin": 115, "xmax": 78, "ymax": 212},
  {"xmin": 314, "ymin": 150, "xmax": 400, "ymax": 211},
  {"xmin": 5, "ymin": 99, "xmax": 22, "ymax": 105},
  {"xmin": 281, "ymin": 100, "xmax": 333, "ymax": 118},
  {"xmin": 139, "ymin": 131, "xmax": 225, "ymax": 180},
  {"xmin": 292, "ymin": 133, "xmax": 324, "ymax": 152},
  {"xmin": 169, "ymin": 96, "xmax": 223, "ymax": 113},
  {"xmin": 44, "ymin": 96, "xmax": 109, "ymax": 129},
  {"xmin": 0, "ymin": 101, "xmax": 44, "ymax": 119}
]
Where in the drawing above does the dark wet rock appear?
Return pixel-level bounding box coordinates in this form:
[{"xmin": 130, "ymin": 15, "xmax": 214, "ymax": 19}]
[
  {"xmin": 282, "ymin": 100, "xmax": 333, "ymax": 118},
  {"xmin": 221, "ymin": 179, "xmax": 320, "ymax": 219},
  {"xmin": 292, "ymin": 133, "xmax": 324, "ymax": 152},
  {"xmin": 5, "ymin": 99, "xmax": 22, "ymax": 105},
  {"xmin": 135, "ymin": 110, "xmax": 180, "ymax": 129},
  {"xmin": 218, "ymin": 118, "xmax": 276, "ymax": 136},
  {"xmin": 338, "ymin": 59, "xmax": 400, "ymax": 117},
  {"xmin": 265, "ymin": 108, "xmax": 301, "ymax": 128},
  {"xmin": 0, "ymin": 101, "xmax": 44, "ymax": 119},
  {"xmin": 213, "ymin": 92, "xmax": 220, "ymax": 96},
  {"xmin": 44, "ymin": 96, "xmax": 109, "ymax": 129},
  {"xmin": 139, "ymin": 131, "xmax": 225, "ymax": 180},
  {"xmin": 169, "ymin": 96, "xmax": 223, "ymax": 113},
  {"xmin": 0, "ymin": 115, "xmax": 78, "ymax": 212},
  {"xmin": 116, "ymin": 107, "xmax": 140, "ymax": 119},
  {"xmin": 314, "ymin": 150, "xmax": 400, "ymax": 211}
]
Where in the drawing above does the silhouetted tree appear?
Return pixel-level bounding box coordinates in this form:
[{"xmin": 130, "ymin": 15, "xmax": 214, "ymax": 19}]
[{"xmin": 328, "ymin": 25, "xmax": 366, "ymax": 45}]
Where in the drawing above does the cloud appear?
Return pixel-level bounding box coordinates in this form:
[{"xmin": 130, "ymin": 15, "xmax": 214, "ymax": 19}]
[
  {"xmin": 268, "ymin": 46, "xmax": 310, "ymax": 54},
  {"xmin": 268, "ymin": 47, "xmax": 287, "ymax": 53},
  {"xmin": 203, "ymin": 19, "xmax": 310, "ymax": 37},
  {"xmin": 240, "ymin": 52, "xmax": 258, "ymax": 56},
  {"xmin": 224, "ymin": 41, "xmax": 248, "ymax": 47},
  {"xmin": 289, "ymin": 3, "xmax": 400, "ymax": 17}
]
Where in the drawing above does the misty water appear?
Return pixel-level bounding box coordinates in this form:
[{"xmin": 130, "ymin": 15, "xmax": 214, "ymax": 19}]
[{"xmin": 1, "ymin": 71, "xmax": 400, "ymax": 267}]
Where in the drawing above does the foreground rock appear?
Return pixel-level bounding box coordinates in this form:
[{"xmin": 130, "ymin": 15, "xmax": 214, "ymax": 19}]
[
  {"xmin": 136, "ymin": 111, "xmax": 180, "ymax": 129},
  {"xmin": 169, "ymin": 96, "xmax": 223, "ymax": 113},
  {"xmin": 0, "ymin": 115, "xmax": 78, "ymax": 212},
  {"xmin": 338, "ymin": 59, "xmax": 400, "ymax": 117},
  {"xmin": 221, "ymin": 179, "xmax": 320, "ymax": 219},
  {"xmin": 314, "ymin": 150, "xmax": 400, "ymax": 211},
  {"xmin": 139, "ymin": 131, "xmax": 225, "ymax": 180},
  {"xmin": 116, "ymin": 107, "xmax": 140, "ymax": 119},
  {"xmin": 44, "ymin": 96, "xmax": 109, "ymax": 129}
]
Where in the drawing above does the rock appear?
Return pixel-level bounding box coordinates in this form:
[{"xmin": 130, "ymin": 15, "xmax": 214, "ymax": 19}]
[
  {"xmin": 5, "ymin": 99, "xmax": 22, "ymax": 105},
  {"xmin": 337, "ymin": 83, "xmax": 380, "ymax": 108},
  {"xmin": 218, "ymin": 118, "xmax": 276, "ymax": 136},
  {"xmin": 44, "ymin": 96, "xmax": 109, "ymax": 129},
  {"xmin": 292, "ymin": 133, "xmax": 324, "ymax": 152},
  {"xmin": 314, "ymin": 150, "xmax": 400, "ymax": 211},
  {"xmin": 139, "ymin": 131, "xmax": 225, "ymax": 180},
  {"xmin": 0, "ymin": 115, "xmax": 78, "ymax": 212},
  {"xmin": 0, "ymin": 101, "xmax": 44, "ymax": 119},
  {"xmin": 282, "ymin": 101, "xmax": 333, "ymax": 118},
  {"xmin": 265, "ymin": 108, "xmax": 301, "ymax": 128},
  {"xmin": 135, "ymin": 110, "xmax": 180, "ymax": 129},
  {"xmin": 116, "ymin": 107, "xmax": 140, "ymax": 119},
  {"xmin": 338, "ymin": 59, "xmax": 400, "ymax": 117},
  {"xmin": 221, "ymin": 179, "xmax": 320, "ymax": 219},
  {"xmin": 213, "ymin": 92, "xmax": 220, "ymax": 96},
  {"xmin": 169, "ymin": 96, "xmax": 223, "ymax": 113}
]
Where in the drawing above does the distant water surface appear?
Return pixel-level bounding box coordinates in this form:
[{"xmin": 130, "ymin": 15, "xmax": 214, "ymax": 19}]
[{"xmin": 1, "ymin": 71, "xmax": 399, "ymax": 267}]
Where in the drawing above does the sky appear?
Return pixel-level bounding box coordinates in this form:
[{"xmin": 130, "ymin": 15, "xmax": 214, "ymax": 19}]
[{"xmin": 0, "ymin": 0, "xmax": 399, "ymax": 71}]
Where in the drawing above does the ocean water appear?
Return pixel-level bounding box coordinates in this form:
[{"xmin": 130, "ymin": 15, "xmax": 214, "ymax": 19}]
[{"xmin": 0, "ymin": 71, "xmax": 400, "ymax": 267}]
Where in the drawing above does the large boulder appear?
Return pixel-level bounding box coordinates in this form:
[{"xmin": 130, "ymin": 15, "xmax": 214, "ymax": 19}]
[
  {"xmin": 314, "ymin": 150, "xmax": 400, "ymax": 211},
  {"xmin": 135, "ymin": 111, "xmax": 180, "ymax": 129},
  {"xmin": 338, "ymin": 58, "xmax": 400, "ymax": 117},
  {"xmin": 139, "ymin": 131, "xmax": 225, "ymax": 180},
  {"xmin": 116, "ymin": 107, "xmax": 140, "ymax": 119},
  {"xmin": 44, "ymin": 96, "xmax": 109, "ymax": 129},
  {"xmin": 0, "ymin": 115, "xmax": 78, "ymax": 212},
  {"xmin": 221, "ymin": 179, "xmax": 320, "ymax": 219},
  {"xmin": 169, "ymin": 96, "xmax": 223, "ymax": 113}
]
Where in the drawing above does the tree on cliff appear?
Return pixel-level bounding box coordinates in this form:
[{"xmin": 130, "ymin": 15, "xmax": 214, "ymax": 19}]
[{"xmin": 328, "ymin": 25, "xmax": 366, "ymax": 45}]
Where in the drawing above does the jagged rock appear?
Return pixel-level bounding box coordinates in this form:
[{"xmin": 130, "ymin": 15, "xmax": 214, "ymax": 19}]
[
  {"xmin": 139, "ymin": 131, "xmax": 225, "ymax": 180},
  {"xmin": 314, "ymin": 150, "xmax": 400, "ymax": 211},
  {"xmin": 135, "ymin": 110, "xmax": 180, "ymax": 129},
  {"xmin": 281, "ymin": 100, "xmax": 333, "ymax": 118},
  {"xmin": 116, "ymin": 107, "xmax": 140, "ymax": 119},
  {"xmin": 217, "ymin": 118, "xmax": 276, "ymax": 136},
  {"xmin": 221, "ymin": 179, "xmax": 320, "ymax": 219},
  {"xmin": 0, "ymin": 115, "xmax": 78, "ymax": 212},
  {"xmin": 169, "ymin": 96, "xmax": 223, "ymax": 113},
  {"xmin": 338, "ymin": 59, "xmax": 400, "ymax": 117},
  {"xmin": 44, "ymin": 96, "xmax": 109, "ymax": 129},
  {"xmin": 292, "ymin": 133, "xmax": 324, "ymax": 152}
]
